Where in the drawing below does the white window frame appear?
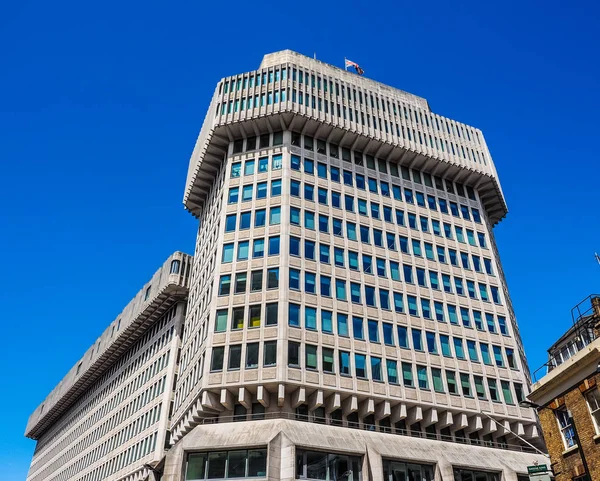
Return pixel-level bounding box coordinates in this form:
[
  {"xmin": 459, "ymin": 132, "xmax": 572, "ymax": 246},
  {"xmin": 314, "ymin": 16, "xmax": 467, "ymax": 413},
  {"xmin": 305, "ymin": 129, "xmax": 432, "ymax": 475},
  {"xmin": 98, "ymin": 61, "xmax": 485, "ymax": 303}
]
[
  {"xmin": 585, "ymin": 388, "xmax": 600, "ymax": 435},
  {"xmin": 555, "ymin": 408, "xmax": 576, "ymax": 449}
]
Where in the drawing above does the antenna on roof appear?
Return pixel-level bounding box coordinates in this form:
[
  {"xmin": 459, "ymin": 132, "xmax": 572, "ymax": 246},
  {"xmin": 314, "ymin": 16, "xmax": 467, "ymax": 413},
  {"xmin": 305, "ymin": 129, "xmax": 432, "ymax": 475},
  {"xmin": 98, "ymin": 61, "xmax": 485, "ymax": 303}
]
[{"xmin": 314, "ymin": 52, "xmax": 316, "ymax": 60}]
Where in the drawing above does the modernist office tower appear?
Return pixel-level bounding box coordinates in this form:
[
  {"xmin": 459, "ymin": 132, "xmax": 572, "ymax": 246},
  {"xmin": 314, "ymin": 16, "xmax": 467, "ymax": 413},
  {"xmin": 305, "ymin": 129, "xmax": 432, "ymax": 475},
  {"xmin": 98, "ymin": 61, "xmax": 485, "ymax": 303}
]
[
  {"xmin": 24, "ymin": 252, "xmax": 192, "ymax": 481},
  {"xmin": 166, "ymin": 51, "xmax": 547, "ymax": 481}
]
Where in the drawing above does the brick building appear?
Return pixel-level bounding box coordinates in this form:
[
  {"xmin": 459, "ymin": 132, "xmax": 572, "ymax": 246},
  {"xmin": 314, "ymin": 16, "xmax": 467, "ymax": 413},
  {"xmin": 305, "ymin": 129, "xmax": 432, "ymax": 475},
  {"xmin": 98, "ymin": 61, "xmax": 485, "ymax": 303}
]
[{"xmin": 528, "ymin": 296, "xmax": 600, "ymax": 481}]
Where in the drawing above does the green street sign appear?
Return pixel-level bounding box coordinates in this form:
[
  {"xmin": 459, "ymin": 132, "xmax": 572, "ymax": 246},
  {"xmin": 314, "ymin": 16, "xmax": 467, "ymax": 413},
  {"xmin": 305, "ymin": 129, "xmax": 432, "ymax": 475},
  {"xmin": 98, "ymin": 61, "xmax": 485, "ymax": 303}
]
[{"xmin": 527, "ymin": 465, "xmax": 548, "ymax": 474}]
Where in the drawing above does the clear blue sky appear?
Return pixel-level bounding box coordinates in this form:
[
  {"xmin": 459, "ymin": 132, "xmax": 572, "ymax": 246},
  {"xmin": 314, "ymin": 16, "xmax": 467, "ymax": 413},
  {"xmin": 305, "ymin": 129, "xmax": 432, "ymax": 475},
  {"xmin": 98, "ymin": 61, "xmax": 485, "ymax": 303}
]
[{"xmin": 1, "ymin": 0, "xmax": 598, "ymax": 478}]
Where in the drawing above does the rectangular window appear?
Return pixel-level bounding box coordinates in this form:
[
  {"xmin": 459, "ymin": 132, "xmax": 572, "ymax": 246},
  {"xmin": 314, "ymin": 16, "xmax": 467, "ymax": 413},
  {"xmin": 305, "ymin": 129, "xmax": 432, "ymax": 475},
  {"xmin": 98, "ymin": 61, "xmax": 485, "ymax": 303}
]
[
  {"xmin": 339, "ymin": 351, "xmax": 350, "ymax": 375},
  {"xmin": 556, "ymin": 409, "xmax": 576, "ymax": 448},
  {"xmin": 288, "ymin": 341, "xmax": 300, "ymax": 366},
  {"xmin": 355, "ymin": 354, "xmax": 367, "ymax": 378},
  {"xmin": 402, "ymin": 362, "xmax": 414, "ymax": 387}
]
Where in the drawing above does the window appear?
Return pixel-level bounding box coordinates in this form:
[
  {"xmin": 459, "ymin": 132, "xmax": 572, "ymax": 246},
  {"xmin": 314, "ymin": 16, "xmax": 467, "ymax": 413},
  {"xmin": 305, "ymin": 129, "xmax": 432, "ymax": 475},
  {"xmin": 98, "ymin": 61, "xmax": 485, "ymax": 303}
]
[
  {"xmin": 243, "ymin": 184, "xmax": 254, "ymax": 201},
  {"xmin": 339, "ymin": 351, "xmax": 351, "ymax": 375},
  {"xmin": 255, "ymin": 209, "xmax": 266, "ymax": 227},
  {"xmin": 355, "ymin": 354, "xmax": 367, "ymax": 378},
  {"xmin": 232, "ymin": 307, "xmax": 244, "ymax": 330},
  {"xmin": 239, "ymin": 212, "xmax": 251, "ymax": 230},
  {"xmin": 467, "ymin": 340, "xmax": 478, "ymax": 362},
  {"xmin": 432, "ymin": 368, "xmax": 444, "ymax": 393},
  {"xmin": 368, "ymin": 320, "xmax": 379, "ymax": 343},
  {"xmin": 219, "ymin": 275, "xmax": 231, "ymax": 296},
  {"xmin": 453, "ymin": 338, "xmax": 465, "ymax": 359},
  {"xmin": 506, "ymin": 348, "xmax": 516, "ymax": 369},
  {"xmin": 417, "ymin": 365, "xmax": 429, "ymax": 389},
  {"xmin": 222, "ymin": 243, "xmax": 234, "ymax": 263},
  {"xmin": 306, "ymin": 344, "xmax": 318, "ymax": 369},
  {"xmin": 237, "ymin": 241, "xmax": 249, "ymax": 261},
  {"xmin": 235, "ymin": 273, "xmax": 247, "ymax": 294},
  {"xmin": 352, "ymin": 316, "xmax": 364, "ymax": 340},
  {"xmin": 493, "ymin": 346, "xmax": 504, "ymax": 367},
  {"xmin": 211, "ymin": 347, "xmax": 224, "ymax": 371},
  {"xmin": 453, "ymin": 469, "xmax": 499, "ymax": 481},
  {"xmin": 446, "ymin": 371, "xmax": 457, "ymax": 394},
  {"xmin": 269, "ymin": 207, "xmax": 281, "ymax": 225},
  {"xmin": 402, "ymin": 362, "xmax": 414, "ymax": 387},
  {"xmin": 266, "ymin": 303, "xmax": 278, "ymax": 326},
  {"xmin": 383, "ymin": 323, "xmax": 394, "ymax": 345},
  {"xmin": 371, "ymin": 356, "xmax": 382, "ymax": 381},
  {"xmin": 228, "ymin": 345, "xmax": 241, "ymax": 370},
  {"xmin": 488, "ymin": 379, "xmax": 500, "ymax": 402},
  {"xmin": 296, "ymin": 450, "xmax": 361, "ymax": 481},
  {"xmin": 225, "ymin": 214, "xmax": 236, "ymax": 232},
  {"xmin": 289, "ymin": 303, "xmax": 300, "ymax": 327},
  {"xmin": 288, "ymin": 341, "xmax": 300, "ymax": 366},
  {"xmin": 231, "ymin": 162, "xmax": 241, "ymax": 178},
  {"xmin": 426, "ymin": 332, "xmax": 437, "ymax": 354},
  {"xmin": 556, "ymin": 408, "xmax": 576, "ymax": 448},
  {"xmin": 387, "ymin": 360, "xmax": 398, "ymax": 384},
  {"xmin": 322, "ymin": 348, "xmax": 335, "ymax": 373},
  {"xmin": 460, "ymin": 373, "xmax": 472, "ymax": 397},
  {"xmin": 267, "ymin": 268, "xmax": 279, "ymax": 288},
  {"xmin": 501, "ymin": 380, "xmax": 514, "ymax": 404},
  {"xmin": 474, "ymin": 376, "xmax": 486, "ymax": 400},
  {"xmin": 586, "ymin": 389, "xmax": 600, "ymax": 434},
  {"xmin": 397, "ymin": 326, "xmax": 409, "ymax": 348},
  {"xmin": 185, "ymin": 449, "xmax": 267, "ymax": 480}
]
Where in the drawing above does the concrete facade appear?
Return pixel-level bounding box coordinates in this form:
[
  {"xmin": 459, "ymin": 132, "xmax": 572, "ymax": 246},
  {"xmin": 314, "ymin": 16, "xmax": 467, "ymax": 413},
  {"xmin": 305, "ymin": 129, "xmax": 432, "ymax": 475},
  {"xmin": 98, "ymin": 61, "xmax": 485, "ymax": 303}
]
[
  {"xmin": 170, "ymin": 50, "xmax": 546, "ymax": 480},
  {"xmin": 529, "ymin": 297, "xmax": 600, "ymax": 480},
  {"xmin": 23, "ymin": 50, "xmax": 547, "ymax": 481},
  {"xmin": 24, "ymin": 252, "xmax": 192, "ymax": 481}
]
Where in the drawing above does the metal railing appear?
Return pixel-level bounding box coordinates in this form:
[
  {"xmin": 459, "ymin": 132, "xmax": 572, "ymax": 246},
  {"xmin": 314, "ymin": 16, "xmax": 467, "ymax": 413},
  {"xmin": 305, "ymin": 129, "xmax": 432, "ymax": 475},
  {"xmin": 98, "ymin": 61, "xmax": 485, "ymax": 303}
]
[
  {"xmin": 196, "ymin": 411, "xmax": 538, "ymax": 454},
  {"xmin": 533, "ymin": 295, "xmax": 600, "ymax": 382}
]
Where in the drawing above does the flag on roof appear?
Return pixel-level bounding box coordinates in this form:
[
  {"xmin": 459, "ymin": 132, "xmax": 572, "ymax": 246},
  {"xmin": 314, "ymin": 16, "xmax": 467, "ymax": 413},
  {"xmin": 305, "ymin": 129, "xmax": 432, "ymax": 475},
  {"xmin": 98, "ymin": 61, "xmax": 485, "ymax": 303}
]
[{"xmin": 345, "ymin": 58, "xmax": 364, "ymax": 75}]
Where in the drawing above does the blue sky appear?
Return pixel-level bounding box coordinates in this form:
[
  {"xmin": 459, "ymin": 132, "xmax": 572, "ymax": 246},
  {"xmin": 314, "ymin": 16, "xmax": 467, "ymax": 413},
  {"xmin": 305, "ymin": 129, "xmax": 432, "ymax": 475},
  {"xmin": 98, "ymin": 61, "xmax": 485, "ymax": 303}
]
[{"xmin": 1, "ymin": 0, "xmax": 598, "ymax": 478}]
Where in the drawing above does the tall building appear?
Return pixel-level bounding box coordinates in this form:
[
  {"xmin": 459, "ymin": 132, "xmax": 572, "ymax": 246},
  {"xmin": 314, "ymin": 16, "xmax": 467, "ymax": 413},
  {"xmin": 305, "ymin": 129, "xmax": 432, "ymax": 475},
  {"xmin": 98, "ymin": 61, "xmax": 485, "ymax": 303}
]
[
  {"xmin": 24, "ymin": 252, "xmax": 192, "ymax": 481},
  {"xmin": 165, "ymin": 50, "xmax": 547, "ymax": 480},
  {"xmin": 528, "ymin": 295, "xmax": 600, "ymax": 481}
]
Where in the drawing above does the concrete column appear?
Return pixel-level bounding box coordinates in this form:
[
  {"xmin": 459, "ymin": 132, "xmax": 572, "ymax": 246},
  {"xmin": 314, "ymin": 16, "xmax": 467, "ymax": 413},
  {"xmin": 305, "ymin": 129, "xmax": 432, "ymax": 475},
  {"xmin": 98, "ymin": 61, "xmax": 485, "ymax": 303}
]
[
  {"xmin": 436, "ymin": 460, "xmax": 454, "ymax": 481},
  {"xmin": 502, "ymin": 468, "xmax": 519, "ymax": 481},
  {"xmin": 366, "ymin": 445, "xmax": 383, "ymax": 481},
  {"xmin": 279, "ymin": 432, "xmax": 296, "ymax": 481},
  {"xmin": 268, "ymin": 432, "xmax": 282, "ymax": 481}
]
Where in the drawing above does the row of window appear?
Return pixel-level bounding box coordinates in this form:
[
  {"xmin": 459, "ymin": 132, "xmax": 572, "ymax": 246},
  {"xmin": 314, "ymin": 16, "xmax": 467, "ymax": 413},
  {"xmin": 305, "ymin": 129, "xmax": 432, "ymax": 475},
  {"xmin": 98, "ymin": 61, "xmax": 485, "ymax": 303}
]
[
  {"xmin": 230, "ymin": 154, "xmax": 283, "ymax": 177},
  {"xmin": 291, "ymin": 237, "xmax": 494, "ymax": 286},
  {"xmin": 287, "ymin": 265, "xmax": 501, "ymax": 306},
  {"xmin": 224, "ymin": 208, "xmax": 282, "ymax": 231},
  {"xmin": 231, "ymin": 132, "xmax": 482, "ymax": 203},
  {"xmin": 285, "ymin": 269, "xmax": 501, "ymax": 313},
  {"xmin": 223, "ymin": 68, "xmax": 287, "ymax": 93},
  {"xmin": 287, "ymin": 206, "xmax": 487, "ymax": 250},
  {"xmin": 221, "ymin": 237, "xmax": 281, "ymax": 263},
  {"xmin": 290, "ymin": 157, "xmax": 482, "ymax": 223},
  {"xmin": 211, "ymin": 341, "xmax": 277, "ymax": 371},
  {"xmin": 227, "ymin": 179, "xmax": 281, "ymax": 203},
  {"xmin": 185, "ymin": 449, "xmax": 267, "ymax": 480},
  {"xmin": 289, "ymin": 178, "xmax": 484, "ymax": 245},
  {"xmin": 214, "ymin": 303, "xmax": 279, "ymax": 331},
  {"xmin": 286, "ymin": 306, "xmax": 514, "ymax": 366},
  {"xmin": 285, "ymin": 341, "xmax": 523, "ymax": 404},
  {"xmin": 221, "ymin": 89, "xmax": 288, "ymax": 114}
]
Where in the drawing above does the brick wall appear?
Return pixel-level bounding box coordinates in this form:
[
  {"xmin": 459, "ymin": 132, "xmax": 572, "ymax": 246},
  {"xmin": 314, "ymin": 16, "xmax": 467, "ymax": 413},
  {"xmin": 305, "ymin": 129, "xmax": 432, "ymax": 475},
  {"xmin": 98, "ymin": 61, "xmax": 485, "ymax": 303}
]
[{"xmin": 538, "ymin": 373, "xmax": 600, "ymax": 480}]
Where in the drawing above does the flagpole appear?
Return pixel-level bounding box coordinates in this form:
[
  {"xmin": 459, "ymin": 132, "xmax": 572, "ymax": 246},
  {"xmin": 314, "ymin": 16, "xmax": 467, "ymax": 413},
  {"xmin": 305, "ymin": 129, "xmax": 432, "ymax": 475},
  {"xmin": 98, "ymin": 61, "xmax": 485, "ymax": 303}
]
[{"xmin": 344, "ymin": 57, "xmax": 347, "ymax": 71}]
